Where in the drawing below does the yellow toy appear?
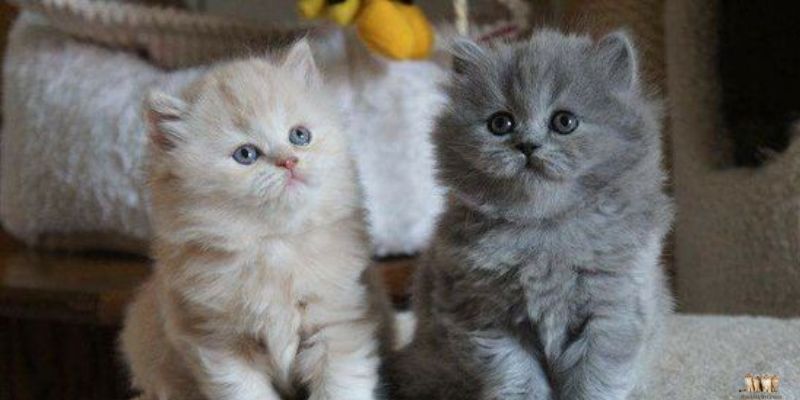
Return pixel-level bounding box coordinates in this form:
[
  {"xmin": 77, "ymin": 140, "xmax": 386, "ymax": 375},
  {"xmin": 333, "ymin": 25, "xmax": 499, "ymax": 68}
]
[{"xmin": 298, "ymin": 0, "xmax": 434, "ymax": 60}]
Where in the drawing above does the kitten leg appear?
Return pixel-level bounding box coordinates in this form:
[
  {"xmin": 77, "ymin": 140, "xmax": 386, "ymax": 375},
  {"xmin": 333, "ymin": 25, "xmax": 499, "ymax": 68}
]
[
  {"xmin": 554, "ymin": 318, "xmax": 643, "ymax": 400},
  {"xmin": 302, "ymin": 321, "xmax": 381, "ymax": 400},
  {"xmin": 393, "ymin": 311, "xmax": 417, "ymax": 351},
  {"xmin": 472, "ymin": 333, "xmax": 553, "ymax": 400},
  {"xmin": 180, "ymin": 343, "xmax": 282, "ymax": 400}
]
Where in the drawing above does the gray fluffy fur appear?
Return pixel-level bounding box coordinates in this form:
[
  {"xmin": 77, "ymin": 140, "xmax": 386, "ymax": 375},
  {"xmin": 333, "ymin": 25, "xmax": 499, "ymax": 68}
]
[{"xmin": 385, "ymin": 30, "xmax": 674, "ymax": 400}]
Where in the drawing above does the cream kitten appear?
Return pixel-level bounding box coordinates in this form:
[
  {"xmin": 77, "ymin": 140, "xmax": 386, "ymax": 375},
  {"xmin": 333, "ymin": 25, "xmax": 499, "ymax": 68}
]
[{"xmin": 120, "ymin": 40, "xmax": 392, "ymax": 400}]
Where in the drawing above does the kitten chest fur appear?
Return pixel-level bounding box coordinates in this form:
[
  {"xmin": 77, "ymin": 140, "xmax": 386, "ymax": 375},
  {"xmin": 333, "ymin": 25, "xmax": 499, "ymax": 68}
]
[
  {"xmin": 430, "ymin": 203, "xmax": 666, "ymax": 366},
  {"xmin": 157, "ymin": 218, "xmax": 372, "ymax": 392}
]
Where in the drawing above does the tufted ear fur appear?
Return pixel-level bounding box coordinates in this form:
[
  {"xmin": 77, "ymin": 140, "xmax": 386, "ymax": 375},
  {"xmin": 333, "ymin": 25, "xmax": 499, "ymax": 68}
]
[
  {"xmin": 283, "ymin": 38, "xmax": 322, "ymax": 88},
  {"xmin": 146, "ymin": 90, "xmax": 188, "ymax": 151},
  {"xmin": 450, "ymin": 38, "xmax": 489, "ymax": 75},
  {"xmin": 595, "ymin": 30, "xmax": 639, "ymax": 92}
]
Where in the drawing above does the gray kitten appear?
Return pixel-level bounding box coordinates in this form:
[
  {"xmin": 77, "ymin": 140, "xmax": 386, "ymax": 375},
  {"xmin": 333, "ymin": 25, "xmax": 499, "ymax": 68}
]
[{"xmin": 384, "ymin": 30, "xmax": 673, "ymax": 400}]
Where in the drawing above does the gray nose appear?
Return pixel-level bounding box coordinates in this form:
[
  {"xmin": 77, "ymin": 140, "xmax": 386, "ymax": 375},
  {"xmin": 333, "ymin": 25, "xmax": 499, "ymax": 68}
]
[{"xmin": 515, "ymin": 142, "xmax": 540, "ymax": 157}]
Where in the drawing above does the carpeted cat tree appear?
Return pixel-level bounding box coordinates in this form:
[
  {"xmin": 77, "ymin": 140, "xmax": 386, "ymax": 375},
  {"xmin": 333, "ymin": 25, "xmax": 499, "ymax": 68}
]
[{"xmin": 665, "ymin": 0, "xmax": 800, "ymax": 317}]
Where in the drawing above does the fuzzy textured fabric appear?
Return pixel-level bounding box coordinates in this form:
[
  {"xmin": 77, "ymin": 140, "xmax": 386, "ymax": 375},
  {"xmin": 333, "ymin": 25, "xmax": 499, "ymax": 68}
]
[
  {"xmin": 650, "ymin": 314, "xmax": 800, "ymax": 399},
  {"xmin": 665, "ymin": 0, "xmax": 800, "ymax": 316},
  {"xmin": 0, "ymin": 13, "xmax": 202, "ymax": 253},
  {"xmin": 10, "ymin": 0, "xmax": 307, "ymax": 69},
  {"xmin": 337, "ymin": 36, "xmax": 446, "ymax": 256},
  {"xmin": 0, "ymin": 13, "xmax": 445, "ymax": 256}
]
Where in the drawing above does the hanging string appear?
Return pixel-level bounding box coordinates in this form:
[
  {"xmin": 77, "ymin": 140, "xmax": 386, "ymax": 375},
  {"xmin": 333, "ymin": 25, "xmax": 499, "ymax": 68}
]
[{"xmin": 454, "ymin": 0, "xmax": 469, "ymax": 36}]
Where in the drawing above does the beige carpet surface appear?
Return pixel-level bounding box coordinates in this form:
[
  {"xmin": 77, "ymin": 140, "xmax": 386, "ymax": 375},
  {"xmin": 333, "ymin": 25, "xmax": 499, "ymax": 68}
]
[{"xmin": 646, "ymin": 315, "xmax": 800, "ymax": 399}]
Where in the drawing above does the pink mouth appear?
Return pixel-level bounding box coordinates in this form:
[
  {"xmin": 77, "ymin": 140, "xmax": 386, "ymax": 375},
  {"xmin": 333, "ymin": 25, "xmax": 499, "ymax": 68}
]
[{"xmin": 284, "ymin": 170, "xmax": 306, "ymax": 188}]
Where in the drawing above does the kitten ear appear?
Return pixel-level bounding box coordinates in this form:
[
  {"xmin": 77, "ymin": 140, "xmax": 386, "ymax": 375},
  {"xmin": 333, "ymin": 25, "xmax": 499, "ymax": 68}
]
[
  {"xmin": 145, "ymin": 90, "xmax": 188, "ymax": 151},
  {"xmin": 283, "ymin": 38, "xmax": 322, "ymax": 88},
  {"xmin": 595, "ymin": 30, "xmax": 639, "ymax": 92},
  {"xmin": 450, "ymin": 38, "xmax": 488, "ymax": 75}
]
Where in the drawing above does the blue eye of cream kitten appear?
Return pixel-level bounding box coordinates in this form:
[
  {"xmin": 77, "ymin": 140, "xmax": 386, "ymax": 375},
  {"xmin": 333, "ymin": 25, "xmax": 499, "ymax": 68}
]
[
  {"xmin": 233, "ymin": 143, "xmax": 260, "ymax": 164},
  {"xmin": 289, "ymin": 125, "xmax": 313, "ymax": 146},
  {"xmin": 386, "ymin": 30, "xmax": 674, "ymax": 400}
]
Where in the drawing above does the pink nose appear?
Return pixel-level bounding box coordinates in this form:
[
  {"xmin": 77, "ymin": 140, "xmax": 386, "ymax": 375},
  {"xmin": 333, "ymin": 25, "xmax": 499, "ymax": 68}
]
[{"xmin": 276, "ymin": 156, "xmax": 299, "ymax": 170}]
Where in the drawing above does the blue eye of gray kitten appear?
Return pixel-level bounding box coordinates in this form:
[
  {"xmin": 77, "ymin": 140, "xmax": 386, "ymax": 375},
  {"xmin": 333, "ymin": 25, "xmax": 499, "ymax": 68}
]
[
  {"xmin": 232, "ymin": 144, "xmax": 260, "ymax": 165},
  {"xmin": 289, "ymin": 126, "xmax": 312, "ymax": 146},
  {"xmin": 487, "ymin": 111, "xmax": 515, "ymax": 135},
  {"xmin": 550, "ymin": 110, "xmax": 579, "ymax": 134}
]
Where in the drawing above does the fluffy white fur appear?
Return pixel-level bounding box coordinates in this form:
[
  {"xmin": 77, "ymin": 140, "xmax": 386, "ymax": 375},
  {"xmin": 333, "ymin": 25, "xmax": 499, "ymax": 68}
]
[
  {"xmin": 328, "ymin": 33, "xmax": 447, "ymax": 256},
  {"xmin": 120, "ymin": 42, "xmax": 391, "ymax": 400},
  {"xmin": 0, "ymin": 14, "xmax": 445, "ymax": 256}
]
